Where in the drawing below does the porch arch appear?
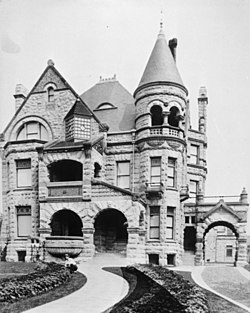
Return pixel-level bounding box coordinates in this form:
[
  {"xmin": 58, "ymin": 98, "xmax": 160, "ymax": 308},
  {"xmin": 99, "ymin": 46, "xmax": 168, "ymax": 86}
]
[
  {"xmin": 94, "ymin": 209, "xmax": 128, "ymax": 254},
  {"xmin": 50, "ymin": 209, "xmax": 83, "ymax": 237}
]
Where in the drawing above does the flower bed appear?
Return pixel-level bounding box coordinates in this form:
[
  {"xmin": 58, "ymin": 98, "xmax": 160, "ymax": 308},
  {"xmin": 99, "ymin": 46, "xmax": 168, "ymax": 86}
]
[
  {"xmin": 130, "ymin": 264, "xmax": 210, "ymax": 313},
  {"xmin": 0, "ymin": 262, "xmax": 71, "ymax": 303}
]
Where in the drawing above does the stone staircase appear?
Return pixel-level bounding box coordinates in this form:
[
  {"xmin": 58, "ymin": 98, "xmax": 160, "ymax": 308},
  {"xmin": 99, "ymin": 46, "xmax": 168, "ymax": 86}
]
[{"xmin": 182, "ymin": 250, "xmax": 195, "ymax": 266}]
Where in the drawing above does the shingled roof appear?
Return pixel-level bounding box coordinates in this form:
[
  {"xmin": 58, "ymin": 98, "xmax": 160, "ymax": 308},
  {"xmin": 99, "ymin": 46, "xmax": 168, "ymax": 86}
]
[
  {"xmin": 81, "ymin": 78, "xmax": 135, "ymax": 132},
  {"xmin": 136, "ymin": 30, "xmax": 185, "ymax": 93}
]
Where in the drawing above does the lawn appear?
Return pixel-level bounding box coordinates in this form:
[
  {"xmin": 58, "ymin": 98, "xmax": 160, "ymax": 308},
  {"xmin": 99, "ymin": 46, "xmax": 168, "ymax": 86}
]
[
  {"xmin": 201, "ymin": 267, "xmax": 250, "ymax": 309},
  {"xmin": 0, "ymin": 262, "xmax": 86, "ymax": 313}
]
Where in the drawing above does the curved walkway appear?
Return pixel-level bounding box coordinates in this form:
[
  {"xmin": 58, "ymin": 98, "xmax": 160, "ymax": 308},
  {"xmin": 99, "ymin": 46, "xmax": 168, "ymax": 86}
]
[
  {"xmin": 24, "ymin": 253, "xmax": 129, "ymax": 313},
  {"xmin": 192, "ymin": 266, "xmax": 250, "ymax": 313}
]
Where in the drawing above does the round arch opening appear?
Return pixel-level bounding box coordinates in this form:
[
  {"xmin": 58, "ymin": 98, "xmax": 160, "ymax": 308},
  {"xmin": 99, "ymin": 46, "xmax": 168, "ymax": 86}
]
[
  {"xmin": 94, "ymin": 209, "xmax": 128, "ymax": 255},
  {"xmin": 50, "ymin": 209, "xmax": 83, "ymax": 237},
  {"xmin": 203, "ymin": 221, "xmax": 238, "ymax": 266}
]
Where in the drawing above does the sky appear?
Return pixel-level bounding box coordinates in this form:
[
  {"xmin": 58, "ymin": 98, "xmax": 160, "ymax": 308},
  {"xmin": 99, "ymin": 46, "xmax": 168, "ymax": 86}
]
[{"xmin": 0, "ymin": 0, "xmax": 250, "ymax": 228}]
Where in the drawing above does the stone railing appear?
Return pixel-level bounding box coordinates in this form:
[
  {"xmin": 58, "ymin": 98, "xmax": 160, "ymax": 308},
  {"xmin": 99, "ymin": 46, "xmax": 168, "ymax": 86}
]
[
  {"xmin": 47, "ymin": 181, "xmax": 82, "ymax": 198},
  {"xmin": 147, "ymin": 125, "xmax": 184, "ymax": 139}
]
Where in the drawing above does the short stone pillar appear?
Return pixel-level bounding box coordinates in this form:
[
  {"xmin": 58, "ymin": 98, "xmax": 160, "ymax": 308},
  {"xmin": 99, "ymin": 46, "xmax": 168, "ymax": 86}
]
[
  {"xmin": 236, "ymin": 237, "xmax": 248, "ymax": 267},
  {"xmin": 127, "ymin": 227, "xmax": 140, "ymax": 263},
  {"xmin": 195, "ymin": 236, "xmax": 204, "ymax": 266},
  {"xmin": 82, "ymin": 228, "xmax": 95, "ymax": 260}
]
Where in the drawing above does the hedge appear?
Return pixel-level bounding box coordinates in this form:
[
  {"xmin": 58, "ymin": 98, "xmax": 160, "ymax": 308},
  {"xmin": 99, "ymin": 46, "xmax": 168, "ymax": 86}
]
[
  {"xmin": 0, "ymin": 262, "xmax": 71, "ymax": 303},
  {"xmin": 129, "ymin": 264, "xmax": 210, "ymax": 313}
]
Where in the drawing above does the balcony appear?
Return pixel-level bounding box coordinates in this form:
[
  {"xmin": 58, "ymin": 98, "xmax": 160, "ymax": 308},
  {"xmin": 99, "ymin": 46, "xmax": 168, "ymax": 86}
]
[
  {"xmin": 45, "ymin": 236, "xmax": 84, "ymax": 257},
  {"xmin": 145, "ymin": 183, "xmax": 163, "ymax": 199},
  {"xmin": 150, "ymin": 125, "xmax": 183, "ymax": 138},
  {"xmin": 47, "ymin": 181, "xmax": 82, "ymax": 198}
]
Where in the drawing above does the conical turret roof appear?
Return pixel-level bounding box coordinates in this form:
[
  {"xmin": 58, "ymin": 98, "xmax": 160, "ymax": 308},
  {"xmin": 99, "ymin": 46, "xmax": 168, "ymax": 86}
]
[{"xmin": 136, "ymin": 30, "xmax": 186, "ymax": 93}]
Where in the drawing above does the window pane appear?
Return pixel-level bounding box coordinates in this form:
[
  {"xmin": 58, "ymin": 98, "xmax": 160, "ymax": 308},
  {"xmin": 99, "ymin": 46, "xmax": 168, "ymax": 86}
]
[
  {"xmin": 151, "ymin": 176, "xmax": 161, "ymax": 184},
  {"xmin": 41, "ymin": 125, "xmax": 49, "ymax": 141},
  {"xmin": 150, "ymin": 215, "xmax": 160, "ymax": 227},
  {"xmin": 27, "ymin": 122, "xmax": 38, "ymax": 133},
  {"xmin": 166, "ymin": 228, "xmax": 173, "ymax": 239},
  {"xmin": 17, "ymin": 215, "xmax": 31, "ymax": 237},
  {"xmin": 150, "ymin": 228, "xmax": 160, "ymax": 239},
  {"xmin": 17, "ymin": 168, "xmax": 31, "ymax": 187},
  {"xmin": 168, "ymin": 177, "xmax": 174, "ymax": 187},
  {"xmin": 17, "ymin": 126, "xmax": 25, "ymax": 140},
  {"xmin": 117, "ymin": 162, "xmax": 130, "ymax": 175},
  {"xmin": 151, "ymin": 157, "xmax": 161, "ymax": 166},
  {"xmin": 167, "ymin": 216, "xmax": 173, "ymax": 227},
  {"xmin": 117, "ymin": 176, "xmax": 130, "ymax": 188},
  {"xmin": 168, "ymin": 167, "xmax": 174, "ymax": 177}
]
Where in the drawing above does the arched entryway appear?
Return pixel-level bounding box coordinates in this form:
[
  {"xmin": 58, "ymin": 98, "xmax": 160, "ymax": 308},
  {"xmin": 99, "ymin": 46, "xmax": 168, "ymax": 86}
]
[
  {"xmin": 50, "ymin": 209, "xmax": 83, "ymax": 237},
  {"xmin": 94, "ymin": 209, "xmax": 128, "ymax": 255},
  {"xmin": 203, "ymin": 221, "xmax": 238, "ymax": 266},
  {"xmin": 183, "ymin": 226, "xmax": 196, "ymax": 265}
]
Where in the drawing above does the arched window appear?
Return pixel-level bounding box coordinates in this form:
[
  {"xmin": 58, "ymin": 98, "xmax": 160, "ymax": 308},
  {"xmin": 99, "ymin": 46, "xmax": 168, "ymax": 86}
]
[
  {"xmin": 16, "ymin": 122, "xmax": 49, "ymax": 141},
  {"xmin": 168, "ymin": 107, "xmax": 180, "ymax": 127},
  {"xmin": 48, "ymin": 87, "xmax": 54, "ymax": 102},
  {"xmin": 150, "ymin": 105, "xmax": 163, "ymax": 126}
]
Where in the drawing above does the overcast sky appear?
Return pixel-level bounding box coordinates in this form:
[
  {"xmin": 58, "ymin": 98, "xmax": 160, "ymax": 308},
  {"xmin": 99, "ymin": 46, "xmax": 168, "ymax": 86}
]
[{"xmin": 0, "ymin": 0, "xmax": 250, "ymax": 229}]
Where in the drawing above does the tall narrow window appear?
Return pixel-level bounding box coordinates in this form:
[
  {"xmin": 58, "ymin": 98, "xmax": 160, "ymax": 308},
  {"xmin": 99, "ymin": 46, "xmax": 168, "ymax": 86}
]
[
  {"xmin": 189, "ymin": 180, "xmax": 198, "ymax": 198},
  {"xmin": 150, "ymin": 157, "xmax": 161, "ymax": 185},
  {"xmin": 16, "ymin": 159, "xmax": 31, "ymax": 187},
  {"xmin": 167, "ymin": 158, "xmax": 176, "ymax": 187},
  {"xmin": 117, "ymin": 161, "xmax": 130, "ymax": 189},
  {"xmin": 17, "ymin": 206, "xmax": 31, "ymax": 237},
  {"xmin": 190, "ymin": 144, "xmax": 199, "ymax": 164},
  {"xmin": 48, "ymin": 87, "xmax": 54, "ymax": 102},
  {"xmin": 226, "ymin": 245, "xmax": 233, "ymax": 257},
  {"xmin": 167, "ymin": 207, "xmax": 175, "ymax": 239},
  {"xmin": 150, "ymin": 105, "xmax": 163, "ymax": 126},
  {"xmin": 149, "ymin": 206, "xmax": 160, "ymax": 239}
]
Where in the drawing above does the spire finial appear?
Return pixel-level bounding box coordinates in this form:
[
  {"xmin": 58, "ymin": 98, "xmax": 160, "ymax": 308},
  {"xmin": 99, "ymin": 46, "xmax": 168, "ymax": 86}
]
[{"xmin": 160, "ymin": 10, "xmax": 163, "ymax": 30}]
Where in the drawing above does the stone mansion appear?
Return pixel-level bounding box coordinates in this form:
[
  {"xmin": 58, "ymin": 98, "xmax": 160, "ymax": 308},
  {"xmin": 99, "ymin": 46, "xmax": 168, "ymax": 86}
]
[{"xmin": 0, "ymin": 28, "xmax": 248, "ymax": 266}]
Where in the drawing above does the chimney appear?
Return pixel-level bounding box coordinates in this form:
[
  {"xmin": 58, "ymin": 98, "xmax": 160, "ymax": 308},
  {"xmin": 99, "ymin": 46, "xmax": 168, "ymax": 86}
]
[
  {"xmin": 14, "ymin": 84, "xmax": 29, "ymax": 111},
  {"xmin": 168, "ymin": 38, "xmax": 177, "ymax": 61}
]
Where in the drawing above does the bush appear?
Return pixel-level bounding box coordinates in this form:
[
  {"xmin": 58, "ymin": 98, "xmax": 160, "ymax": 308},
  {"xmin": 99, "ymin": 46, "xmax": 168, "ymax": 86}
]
[
  {"xmin": 129, "ymin": 264, "xmax": 210, "ymax": 313},
  {"xmin": 0, "ymin": 262, "xmax": 71, "ymax": 303}
]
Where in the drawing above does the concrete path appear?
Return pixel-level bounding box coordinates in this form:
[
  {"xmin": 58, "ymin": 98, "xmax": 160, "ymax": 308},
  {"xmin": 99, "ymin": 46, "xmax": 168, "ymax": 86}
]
[
  {"xmin": 192, "ymin": 266, "xmax": 250, "ymax": 313},
  {"xmin": 24, "ymin": 253, "xmax": 129, "ymax": 313}
]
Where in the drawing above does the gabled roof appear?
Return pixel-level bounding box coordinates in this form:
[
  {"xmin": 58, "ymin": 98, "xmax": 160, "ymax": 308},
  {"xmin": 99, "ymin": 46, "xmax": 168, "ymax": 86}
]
[
  {"xmin": 135, "ymin": 30, "xmax": 186, "ymax": 95},
  {"xmin": 2, "ymin": 60, "xmax": 99, "ymax": 135},
  {"xmin": 81, "ymin": 78, "xmax": 135, "ymax": 132},
  {"xmin": 65, "ymin": 99, "xmax": 92, "ymax": 119},
  {"xmin": 202, "ymin": 199, "xmax": 241, "ymax": 221}
]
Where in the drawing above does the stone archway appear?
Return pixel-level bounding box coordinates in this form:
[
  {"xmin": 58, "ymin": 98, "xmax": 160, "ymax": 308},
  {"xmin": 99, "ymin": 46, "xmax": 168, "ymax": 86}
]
[
  {"xmin": 50, "ymin": 209, "xmax": 83, "ymax": 237},
  {"xmin": 94, "ymin": 209, "xmax": 128, "ymax": 255},
  {"xmin": 203, "ymin": 221, "xmax": 238, "ymax": 266}
]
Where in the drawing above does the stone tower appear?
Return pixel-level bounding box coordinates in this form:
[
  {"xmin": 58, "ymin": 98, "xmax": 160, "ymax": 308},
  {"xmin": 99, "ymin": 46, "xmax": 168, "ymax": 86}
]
[{"xmin": 133, "ymin": 28, "xmax": 189, "ymax": 265}]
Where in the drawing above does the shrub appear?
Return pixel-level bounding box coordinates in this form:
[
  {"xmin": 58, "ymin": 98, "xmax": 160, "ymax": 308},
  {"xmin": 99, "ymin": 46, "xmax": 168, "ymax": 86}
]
[
  {"xmin": 0, "ymin": 262, "xmax": 71, "ymax": 303},
  {"xmin": 129, "ymin": 264, "xmax": 210, "ymax": 313}
]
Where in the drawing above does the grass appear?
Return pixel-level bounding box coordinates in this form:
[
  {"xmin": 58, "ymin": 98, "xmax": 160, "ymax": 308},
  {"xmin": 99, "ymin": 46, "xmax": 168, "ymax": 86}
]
[
  {"xmin": 103, "ymin": 267, "xmax": 248, "ymax": 313},
  {"xmin": 201, "ymin": 267, "xmax": 250, "ymax": 309},
  {"xmin": 0, "ymin": 262, "xmax": 87, "ymax": 313},
  {"xmin": 176, "ymin": 270, "xmax": 248, "ymax": 313}
]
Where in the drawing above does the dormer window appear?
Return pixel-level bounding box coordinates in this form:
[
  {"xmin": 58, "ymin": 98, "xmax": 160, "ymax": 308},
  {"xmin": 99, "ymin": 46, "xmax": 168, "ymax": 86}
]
[
  {"xmin": 17, "ymin": 122, "xmax": 49, "ymax": 141},
  {"xmin": 65, "ymin": 99, "xmax": 92, "ymax": 142},
  {"xmin": 48, "ymin": 87, "xmax": 54, "ymax": 102},
  {"xmin": 151, "ymin": 105, "xmax": 163, "ymax": 126},
  {"xmin": 95, "ymin": 102, "xmax": 114, "ymax": 110}
]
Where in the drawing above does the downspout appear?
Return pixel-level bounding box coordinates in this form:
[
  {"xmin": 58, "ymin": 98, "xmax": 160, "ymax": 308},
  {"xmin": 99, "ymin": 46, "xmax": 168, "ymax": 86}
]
[{"xmin": 131, "ymin": 129, "xmax": 136, "ymax": 194}]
